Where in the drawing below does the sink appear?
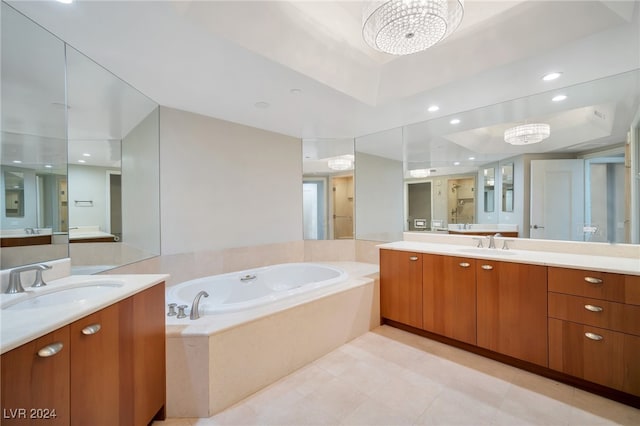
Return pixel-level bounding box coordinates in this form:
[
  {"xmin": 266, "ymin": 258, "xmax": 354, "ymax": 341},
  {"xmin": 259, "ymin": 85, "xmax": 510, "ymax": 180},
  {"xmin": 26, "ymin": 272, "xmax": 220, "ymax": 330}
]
[
  {"xmin": 458, "ymin": 248, "xmax": 517, "ymax": 256},
  {"xmin": 2, "ymin": 281, "xmax": 124, "ymax": 310}
]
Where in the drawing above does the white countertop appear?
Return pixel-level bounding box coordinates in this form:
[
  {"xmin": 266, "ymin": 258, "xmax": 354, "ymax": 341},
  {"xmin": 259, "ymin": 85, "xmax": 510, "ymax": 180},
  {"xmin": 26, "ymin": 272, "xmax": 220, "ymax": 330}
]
[
  {"xmin": 379, "ymin": 241, "xmax": 640, "ymax": 276},
  {"xmin": 0, "ymin": 273, "xmax": 168, "ymax": 354}
]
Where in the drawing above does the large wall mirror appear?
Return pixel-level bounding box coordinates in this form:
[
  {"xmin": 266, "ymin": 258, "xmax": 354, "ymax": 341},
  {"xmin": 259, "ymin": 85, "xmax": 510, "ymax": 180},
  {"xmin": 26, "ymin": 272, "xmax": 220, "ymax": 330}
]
[
  {"xmin": 1, "ymin": 3, "xmax": 160, "ymax": 273},
  {"xmin": 302, "ymin": 138, "xmax": 354, "ymax": 240},
  {"xmin": 354, "ymin": 69, "xmax": 640, "ymax": 245}
]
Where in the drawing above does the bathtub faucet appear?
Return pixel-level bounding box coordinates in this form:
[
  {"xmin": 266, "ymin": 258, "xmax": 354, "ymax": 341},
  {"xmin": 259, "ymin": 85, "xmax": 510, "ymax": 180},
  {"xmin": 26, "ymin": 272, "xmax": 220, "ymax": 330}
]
[{"xmin": 190, "ymin": 291, "xmax": 209, "ymax": 320}]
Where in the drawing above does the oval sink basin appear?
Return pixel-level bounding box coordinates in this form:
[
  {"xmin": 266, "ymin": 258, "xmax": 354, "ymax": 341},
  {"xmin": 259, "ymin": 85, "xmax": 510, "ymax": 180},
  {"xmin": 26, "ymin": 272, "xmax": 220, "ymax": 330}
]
[
  {"xmin": 3, "ymin": 282, "xmax": 124, "ymax": 310},
  {"xmin": 458, "ymin": 248, "xmax": 517, "ymax": 256}
]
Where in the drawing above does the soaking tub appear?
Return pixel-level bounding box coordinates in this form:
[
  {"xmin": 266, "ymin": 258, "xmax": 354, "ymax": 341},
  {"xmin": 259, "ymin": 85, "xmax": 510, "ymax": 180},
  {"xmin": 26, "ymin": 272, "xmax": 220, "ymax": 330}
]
[{"xmin": 166, "ymin": 262, "xmax": 347, "ymax": 315}]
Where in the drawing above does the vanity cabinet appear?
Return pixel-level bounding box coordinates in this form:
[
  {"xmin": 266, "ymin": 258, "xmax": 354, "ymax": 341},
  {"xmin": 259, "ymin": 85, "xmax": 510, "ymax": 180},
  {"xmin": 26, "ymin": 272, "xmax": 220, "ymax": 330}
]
[
  {"xmin": 0, "ymin": 282, "xmax": 166, "ymax": 425},
  {"xmin": 1, "ymin": 328, "xmax": 70, "ymax": 425},
  {"xmin": 380, "ymin": 249, "xmax": 423, "ymax": 328},
  {"xmin": 422, "ymin": 254, "xmax": 476, "ymax": 345},
  {"xmin": 548, "ymin": 267, "xmax": 640, "ymax": 396},
  {"xmin": 476, "ymin": 260, "xmax": 548, "ymax": 366},
  {"xmin": 70, "ymin": 303, "xmax": 121, "ymax": 425}
]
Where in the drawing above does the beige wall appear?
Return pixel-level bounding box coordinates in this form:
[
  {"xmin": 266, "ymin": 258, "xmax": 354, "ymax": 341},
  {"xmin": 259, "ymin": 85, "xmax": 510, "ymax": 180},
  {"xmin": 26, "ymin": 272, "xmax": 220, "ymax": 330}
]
[{"xmin": 159, "ymin": 107, "xmax": 303, "ymax": 255}]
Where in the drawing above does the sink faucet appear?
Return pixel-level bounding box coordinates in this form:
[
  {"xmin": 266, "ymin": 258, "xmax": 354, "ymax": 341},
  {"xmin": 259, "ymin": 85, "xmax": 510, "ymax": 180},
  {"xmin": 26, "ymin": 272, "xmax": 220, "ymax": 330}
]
[
  {"xmin": 486, "ymin": 234, "xmax": 496, "ymax": 249},
  {"xmin": 190, "ymin": 291, "xmax": 209, "ymax": 320},
  {"xmin": 6, "ymin": 264, "xmax": 52, "ymax": 294}
]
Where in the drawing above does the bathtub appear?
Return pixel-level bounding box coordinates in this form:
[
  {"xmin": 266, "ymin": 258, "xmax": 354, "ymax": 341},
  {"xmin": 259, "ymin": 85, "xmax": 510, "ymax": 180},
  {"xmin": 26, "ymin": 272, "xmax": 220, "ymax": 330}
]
[
  {"xmin": 166, "ymin": 262, "xmax": 347, "ymax": 315},
  {"xmin": 165, "ymin": 261, "xmax": 379, "ymax": 418}
]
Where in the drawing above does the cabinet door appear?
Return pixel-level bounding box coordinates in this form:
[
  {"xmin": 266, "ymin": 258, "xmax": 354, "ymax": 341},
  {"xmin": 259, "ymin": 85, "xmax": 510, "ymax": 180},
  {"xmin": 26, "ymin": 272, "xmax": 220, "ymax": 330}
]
[
  {"xmin": 477, "ymin": 261, "xmax": 547, "ymax": 366},
  {"xmin": 1, "ymin": 327, "xmax": 70, "ymax": 425},
  {"xmin": 423, "ymin": 254, "xmax": 476, "ymax": 345},
  {"xmin": 549, "ymin": 318, "xmax": 640, "ymax": 395},
  {"xmin": 380, "ymin": 249, "xmax": 423, "ymax": 328},
  {"xmin": 69, "ymin": 303, "xmax": 120, "ymax": 426},
  {"xmin": 130, "ymin": 283, "xmax": 167, "ymax": 425}
]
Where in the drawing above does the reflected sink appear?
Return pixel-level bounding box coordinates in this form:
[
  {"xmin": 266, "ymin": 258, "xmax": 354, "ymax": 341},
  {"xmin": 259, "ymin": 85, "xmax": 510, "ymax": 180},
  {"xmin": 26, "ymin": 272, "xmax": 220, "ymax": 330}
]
[
  {"xmin": 2, "ymin": 281, "xmax": 124, "ymax": 310},
  {"xmin": 458, "ymin": 248, "xmax": 517, "ymax": 256}
]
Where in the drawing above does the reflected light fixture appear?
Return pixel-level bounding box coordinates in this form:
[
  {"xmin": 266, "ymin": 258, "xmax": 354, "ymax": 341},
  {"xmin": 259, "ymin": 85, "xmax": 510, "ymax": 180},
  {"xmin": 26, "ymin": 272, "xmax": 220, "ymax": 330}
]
[
  {"xmin": 409, "ymin": 168, "xmax": 430, "ymax": 178},
  {"xmin": 504, "ymin": 123, "xmax": 550, "ymax": 145},
  {"xmin": 327, "ymin": 156, "xmax": 353, "ymax": 171},
  {"xmin": 362, "ymin": 0, "xmax": 465, "ymax": 55}
]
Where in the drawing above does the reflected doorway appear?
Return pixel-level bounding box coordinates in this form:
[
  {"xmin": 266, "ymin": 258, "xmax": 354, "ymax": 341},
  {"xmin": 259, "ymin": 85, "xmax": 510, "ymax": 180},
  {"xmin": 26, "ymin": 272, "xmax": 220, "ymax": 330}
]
[
  {"xmin": 407, "ymin": 182, "xmax": 432, "ymax": 231},
  {"xmin": 332, "ymin": 175, "xmax": 353, "ymax": 239},
  {"xmin": 447, "ymin": 178, "xmax": 475, "ymax": 224},
  {"xmin": 303, "ymin": 178, "xmax": 327, "ymax": 240},
  {"xmin": 107, "ymin": 171, "xmax": 122, "ymax": 241}
]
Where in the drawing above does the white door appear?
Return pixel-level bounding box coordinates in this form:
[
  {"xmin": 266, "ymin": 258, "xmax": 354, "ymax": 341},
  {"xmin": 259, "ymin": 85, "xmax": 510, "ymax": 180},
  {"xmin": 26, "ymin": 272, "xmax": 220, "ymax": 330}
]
[{"xmin": 530, "ymin": 159, "xmax": 584, "ymax": 241}]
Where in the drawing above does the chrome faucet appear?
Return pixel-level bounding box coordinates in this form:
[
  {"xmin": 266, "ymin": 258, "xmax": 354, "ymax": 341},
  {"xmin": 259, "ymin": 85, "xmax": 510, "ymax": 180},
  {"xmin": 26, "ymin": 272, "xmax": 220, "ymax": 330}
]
[
  {"xmin": 190, "ymin": 291, "xmax": 209, "ymax": 320},
  {"xmin": 486, "ymin": 234, "xmax": 496, "ymax": 249},
  {"xmin": 6, "ymin": 264, "xmax": 52, "ymax": 294}
]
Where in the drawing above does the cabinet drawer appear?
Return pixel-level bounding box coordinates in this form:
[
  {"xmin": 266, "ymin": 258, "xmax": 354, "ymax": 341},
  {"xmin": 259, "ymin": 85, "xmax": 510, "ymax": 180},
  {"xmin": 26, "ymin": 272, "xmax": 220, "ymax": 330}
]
[
  {"xmin": 548, "ymin": 267, "xmax": 640, "ymax": 305},
  {"xmin": 549, "ymin": 292, "xmax": 640, "ymax": 337},
  {"xmin": 549, "ymin": 318, "xmax": 640, "ymax": 396}
]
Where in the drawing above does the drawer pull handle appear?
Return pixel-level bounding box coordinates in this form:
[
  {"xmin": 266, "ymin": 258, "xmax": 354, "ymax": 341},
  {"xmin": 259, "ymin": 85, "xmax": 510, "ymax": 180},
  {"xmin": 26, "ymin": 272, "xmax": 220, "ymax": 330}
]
[
  {"xmin": 409, "ymin": 256, "xmax": 419, "ymax": 261},
  {"xmin": 585, "ymin": 332, "xmax": 603, "ymax": 341},
  {"xmin": 81, "ymin": 324, "xmax": 102, "ymax": 335},
  {"xmin": 481, "ymin": 265, "xmax": 493, "ymax": 270},
  {"xmin": 37, "ymin": 342, "xmax": 64, "ymax": 357},
  {"xmin": 584, "ymin": 277, "xmax": 603, "ymax": 284},
  {"xmin": 459, "ymin": 262, "xmax": 470, "ymax": 268},
  {"xmin": 584, "ymin": 304, "xmax": 603, "ymax": 313}
]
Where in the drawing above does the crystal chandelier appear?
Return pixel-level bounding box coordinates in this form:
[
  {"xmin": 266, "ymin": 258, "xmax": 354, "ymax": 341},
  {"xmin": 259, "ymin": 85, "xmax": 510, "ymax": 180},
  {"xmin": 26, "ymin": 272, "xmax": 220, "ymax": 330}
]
[
  {"xmin": 327, "ymin": 157, "xmax": 353, "ymax": 171},
  {"xmin": 504, "ymin": 123, "xmax": 551, "ymax": 145},
  {"xmin": 362, "ymin": 0, "xmax": 465, "ymax": 55}
]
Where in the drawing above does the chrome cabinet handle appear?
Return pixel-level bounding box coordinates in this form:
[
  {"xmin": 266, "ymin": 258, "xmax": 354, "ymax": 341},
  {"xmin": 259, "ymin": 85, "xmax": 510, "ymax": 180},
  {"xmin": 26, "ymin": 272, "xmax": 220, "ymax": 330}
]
[
  {"xmin": 38, "ymin": 342, "xmax": 64, "ymax": 357},
  {"xmin": 481, "ymin": 265, "xmax": 493, "ymax": 270},
  {"xmin": 585, "ymin": 332, "xmax": 603, "ymax": 341},
  {"xmin": 584, "ymin": 304, "xmax": 603, "ymax": 313},
  {"xmin": 584, "ymin": 277, "xmax": 603, "ymax": 284},
  {"xmin": 459, "ymin": 262, "xmax": 470, "ymax": 268},
  {"xmin": 81, "ymin": 324, "xmax": 102, "ymax": 335},
  {"xmin": 409, "ymin": 256, "xmax": 419, "ymax": 261}
]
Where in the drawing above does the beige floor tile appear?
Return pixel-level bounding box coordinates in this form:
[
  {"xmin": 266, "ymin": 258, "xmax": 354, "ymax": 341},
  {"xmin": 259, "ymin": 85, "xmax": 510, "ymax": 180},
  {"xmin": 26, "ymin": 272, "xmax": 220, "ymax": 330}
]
[
  {"xmin": 161, "ymin": 326, "xmax": 639, "ymax": 426},
  {"xmin": 340, "ymin": 398, "xmax": 416, "ymax": 426},
  {"xmin": 414, "ymin": 388, "xmax": 499, "ymax": 425}
]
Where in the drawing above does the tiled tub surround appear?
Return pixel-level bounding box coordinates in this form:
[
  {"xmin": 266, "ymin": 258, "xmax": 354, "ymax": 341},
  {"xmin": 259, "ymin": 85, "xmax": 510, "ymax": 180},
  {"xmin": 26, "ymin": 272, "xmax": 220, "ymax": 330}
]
[{"xmin": 164, "ymin": 261, "xmax": 380, "ymax": 418}]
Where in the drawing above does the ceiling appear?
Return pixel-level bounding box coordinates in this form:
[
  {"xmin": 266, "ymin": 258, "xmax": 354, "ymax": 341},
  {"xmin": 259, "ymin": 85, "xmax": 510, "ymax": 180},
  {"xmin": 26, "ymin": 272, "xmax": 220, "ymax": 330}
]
[{"xmin": 7, "ymin": 0, "xmax": 639, "ymax": 144}]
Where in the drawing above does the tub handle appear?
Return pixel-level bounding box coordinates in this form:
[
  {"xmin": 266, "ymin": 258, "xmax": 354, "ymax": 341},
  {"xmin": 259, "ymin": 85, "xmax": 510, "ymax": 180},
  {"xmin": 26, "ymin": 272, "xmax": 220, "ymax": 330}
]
[{"xmin": 240, "ymin": 274, "xmax": 257, "ymax": 282}]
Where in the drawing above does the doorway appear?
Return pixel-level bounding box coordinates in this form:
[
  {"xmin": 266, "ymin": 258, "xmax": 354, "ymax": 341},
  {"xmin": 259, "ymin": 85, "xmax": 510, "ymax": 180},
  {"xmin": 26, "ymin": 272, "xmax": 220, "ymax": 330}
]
[
  {"xmin": 407, "ymin": 182, "xmax": 432, "ymax": 231},
  {"xmin": 107, "ymin": 171, "xmax": 122, "ymax": 241},
  {"xmin": 331, "ymin": 175, "xmax": 353, "ymax": 239}
]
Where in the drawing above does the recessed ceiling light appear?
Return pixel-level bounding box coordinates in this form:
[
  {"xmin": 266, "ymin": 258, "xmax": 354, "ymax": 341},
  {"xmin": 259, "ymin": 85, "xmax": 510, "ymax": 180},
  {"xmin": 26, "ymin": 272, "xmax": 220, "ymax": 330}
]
[
  {"xmin": 450, "ymin": 118, "xmax": 461, "ymax": 125},
  {"xmin": 78, "ymin": 159, "xmax": 86, "ymax": 163},
  {"xmin": 254, "ymin": 101, "xmax": 270, "ymax": 109},
  {"xmin": 44, "ymin": 165, "xmax": 53, "ymax": 168},
  {"xmin": 453, "ymin": 161, "xmax": 460, "ymax": 166},
  {"xmin": 552, "ymin": 94, "xmax": 567, "ymax": 102},
  {"xmin": 468, "ymin": 156, "xmax": 475, "ymax": 160},
  {"xmin": 82, "ymin": 153, "xmax": 91, "ymax": 157},
  {"xmin": 427, "ymin": 105, "xmax": 440, "ymax": 112},
  {"xmin": 290, "ymin": 88, "xmax": 302, "ymax": 95},
  {"xmin": 542, "ymin": 72, "xmax": 562, "ymax": 81},
  {"xmin": 57, "ymin": 0, "xmax": 73, "ymax": 4},
  {"xmin": 12, "ymin": 160, "xmax": 22, "ymax": 164}
]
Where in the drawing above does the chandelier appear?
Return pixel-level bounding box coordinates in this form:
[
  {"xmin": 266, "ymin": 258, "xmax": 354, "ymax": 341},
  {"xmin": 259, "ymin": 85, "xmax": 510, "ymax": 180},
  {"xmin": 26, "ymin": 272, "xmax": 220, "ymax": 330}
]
[
  {"xmin": 327, "ymin": 156, "xmax": 353, "ymax": 171},
  {"xmin": 362, "ymin": 0, "xmax": 465, "ymax": 55},
  {"xmin": 504, "ymin": 123, "xmax": 551, "ymax": 145}
]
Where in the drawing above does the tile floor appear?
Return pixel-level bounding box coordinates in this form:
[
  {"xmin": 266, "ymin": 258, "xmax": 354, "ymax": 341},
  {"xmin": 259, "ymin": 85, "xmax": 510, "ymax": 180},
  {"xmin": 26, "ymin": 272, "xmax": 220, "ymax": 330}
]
[{"xmin": 154, "ymin": 325, "xmax": 640, "ymax": 425}]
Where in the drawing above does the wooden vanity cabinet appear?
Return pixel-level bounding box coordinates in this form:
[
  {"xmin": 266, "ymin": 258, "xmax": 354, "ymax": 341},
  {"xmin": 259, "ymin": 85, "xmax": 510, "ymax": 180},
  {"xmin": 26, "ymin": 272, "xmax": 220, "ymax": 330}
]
[
  {"xmin": 380, "ymin": 249, "xmax": 423, "ymax": 329},
  {"xmin": 548, "ymin": 267, "xmax": 640, "ymax": 396},
  {"xmin": 422, "ymin": 254, "xmax": 477, "ymax": 345},
  {"xmin": 70, "ymin": 303, "xmax": 121, "ymax": 426},
  {"xmin": 476, "ymin": 260, "xmax": 548, "ymax": 366},
  {"xmin": 1, "ymin": 328, "xmax": 70, "ymax": 425},
  {"xmin": 0, "ymin": 282, "xmax": 166, "ymax": 425}
]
